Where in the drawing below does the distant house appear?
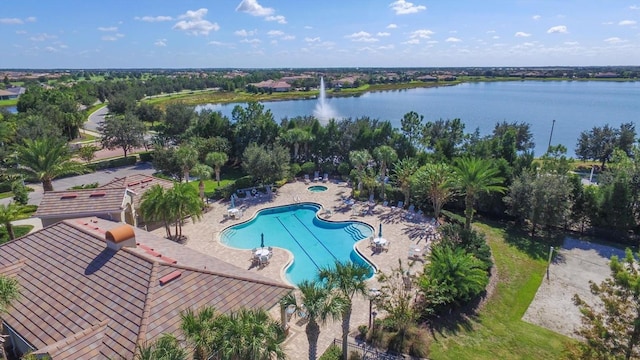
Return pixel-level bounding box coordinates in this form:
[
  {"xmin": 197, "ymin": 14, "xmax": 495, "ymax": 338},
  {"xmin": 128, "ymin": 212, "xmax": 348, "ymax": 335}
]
[
  {"xmin": 0, "ymin": 218, "xmax": 292, "ymax": 359},
  {"xmin": 248, "ymin": 79, "xmax": 291, "ymax": 92},
  {"xmin": 34, "ymin": 174, "xmax": 174, "ymax": 227},
  {"xmin": 417, "ymin": 75, "xmax": 438, "ymax": 82},
  {"xmin": 0, "ymin": 89, "xmax": 16, "ymax": 100},
  {"xmin": 594, "ymin": 72, "xmax": 619, "ymax": 78}
]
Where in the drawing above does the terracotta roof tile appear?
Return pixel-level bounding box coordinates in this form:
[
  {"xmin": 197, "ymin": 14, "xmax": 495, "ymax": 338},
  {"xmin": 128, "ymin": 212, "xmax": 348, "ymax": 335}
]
[
  {"xmin": 35, "ymin": 188, "xmax": 127, "ymax": 218},
  {"xmin": 99, "ymin": 174, "xmax": 174, "ymax": 209},
  {"xmin": 0, "ymin": 218, "xmax": 292, "ymax": 359}
]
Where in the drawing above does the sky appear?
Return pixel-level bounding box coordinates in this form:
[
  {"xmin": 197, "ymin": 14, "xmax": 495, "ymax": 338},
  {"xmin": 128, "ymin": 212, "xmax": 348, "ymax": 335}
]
[{"xmin": 1, "ymin": 0, "xmax": 639, "ymax": 69}]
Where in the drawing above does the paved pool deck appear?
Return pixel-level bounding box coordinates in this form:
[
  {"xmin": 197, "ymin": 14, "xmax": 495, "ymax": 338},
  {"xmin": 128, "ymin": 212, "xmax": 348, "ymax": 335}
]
[{"xmin": 147, "ymin": 178, "xmax": 437, "ymax": 359}]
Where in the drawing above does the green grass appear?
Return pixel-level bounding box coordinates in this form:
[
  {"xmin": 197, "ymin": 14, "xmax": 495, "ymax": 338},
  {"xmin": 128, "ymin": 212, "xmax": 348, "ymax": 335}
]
[
  {"xmin": 0, "ymin": 192, "xmax": 13, "ymax": 200},
  {"xmin": 428, "ymin": 222, "xmax": 572, "ymax": 360},
  {"xmin": 188, "ymin": 166, "xmax": 245, "ymax": 196},
  {"xmin": 0, "ymin": 224, "xmax": 33, "ymax": 244},
  {"xmin": 0, "ymin": 98, "xmax": 18, "ymax": 106}
]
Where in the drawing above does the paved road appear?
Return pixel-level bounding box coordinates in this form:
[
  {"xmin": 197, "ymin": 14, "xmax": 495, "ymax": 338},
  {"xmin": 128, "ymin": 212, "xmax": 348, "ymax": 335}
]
[
  {"xmin": 1, "ymin": 162, "xmax": 157, "ymax": 207},
  {"xmin": 85, "ymin": 105, "xmax": 108, "ymax": 132}
]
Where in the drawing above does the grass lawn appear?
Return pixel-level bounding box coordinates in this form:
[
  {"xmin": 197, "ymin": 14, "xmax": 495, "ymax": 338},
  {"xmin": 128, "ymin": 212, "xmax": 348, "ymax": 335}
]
[
  {"xmin": 428, "ymin": 221, "xmax": 572, "ymax": 360},
  {"xmin": 0, "ymin": 192, "xmax": 13, "ymax": 200},
  {"xmin": 188, "ymin": 166, "xmax": 245, "ymax": 197},
  {"xmin": 0, "ymin": 98, "xmax": 18, "ymax": 107},
  {"xmin": 0, "ymin": 224, "xmax": 33, "ymax": 244}
]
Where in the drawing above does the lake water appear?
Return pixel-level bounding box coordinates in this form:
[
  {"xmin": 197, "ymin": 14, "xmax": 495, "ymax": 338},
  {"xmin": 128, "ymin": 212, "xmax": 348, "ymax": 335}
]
[{"xmin": 197, "ymin": 81, "xmax": 640, "ymax": 156}]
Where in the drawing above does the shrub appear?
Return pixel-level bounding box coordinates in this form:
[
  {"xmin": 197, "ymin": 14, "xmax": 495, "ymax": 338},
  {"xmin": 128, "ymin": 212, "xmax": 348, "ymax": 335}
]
[
  {"xmin": 301, "ymin": 161, "xmax": 316, "ymax": 175},
  {"xmin": 11, "ymin": 181, "xmax": 29, "ymax": 205},
  {"xmin": 318, "ymin": 344, "xmax": 342, "ymax": 360},
  {"xmin": 289, "ymin": 163, "xmax": 301, "ymax": 178},
  {"xmin": 88, "ymin": 156, "xmax": 137, "ymax": 170},
  {"xmin": 348, "ymin": 351, "xmax": 362, "ymax": 360},
  {"xmin": 234, "ymin": 175, "xmax": 254, "ymax": 190},
  {"xmin": 69, "ymin": 182, "xmax": 100, "ymax": 190},
  {"xmin": 138, "ymin": 151, "xmax": 154, "ymax": 162},
  {"xmin": 337, "ymin": 162, "xmax": 351, "ymax": 177}
]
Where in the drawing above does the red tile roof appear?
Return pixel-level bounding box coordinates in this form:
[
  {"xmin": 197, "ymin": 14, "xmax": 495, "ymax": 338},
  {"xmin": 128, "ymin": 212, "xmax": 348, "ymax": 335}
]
[
  {"xmin": 100, "ymin": 174, "xmax": 174, "ymax": 208},
  {"xmin": 34, "ymin": 188, "xmax": 127, "ymax": 218},
  {"xmin": 0, "ymin": 219, "xmax": 292, "ymax": 359}
]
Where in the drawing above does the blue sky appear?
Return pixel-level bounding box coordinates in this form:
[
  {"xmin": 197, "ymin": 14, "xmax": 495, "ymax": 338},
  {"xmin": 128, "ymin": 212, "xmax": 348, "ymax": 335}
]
[{"xmin": 1, "ymin": 0, "xmax": 639, "ymax": 69}]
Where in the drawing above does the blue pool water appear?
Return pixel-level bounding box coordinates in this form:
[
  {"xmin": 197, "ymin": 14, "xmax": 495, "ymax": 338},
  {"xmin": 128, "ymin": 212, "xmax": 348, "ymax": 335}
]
[{"xmin": 220, "ymin": 203, "xmax": 375, "ymax": 285}]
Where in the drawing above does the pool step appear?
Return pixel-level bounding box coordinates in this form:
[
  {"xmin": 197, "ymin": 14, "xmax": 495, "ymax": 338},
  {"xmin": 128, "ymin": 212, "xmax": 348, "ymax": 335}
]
[{"xmin": 344, "ymin": 224, "xmax": 367, "ymax": 241}]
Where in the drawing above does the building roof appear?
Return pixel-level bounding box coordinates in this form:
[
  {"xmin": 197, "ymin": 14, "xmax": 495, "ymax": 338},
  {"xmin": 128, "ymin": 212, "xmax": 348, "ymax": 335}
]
[
  {"xmin": 0, "ymin": 218, "xmax": 292, "ymax": 359},
  {"xmin": 34, "ymin": 188, "xmax": 128, "ymax": 218},
  {"xmin": 100, "ymin": 174, "xmax": 174, "ymax": 208}
]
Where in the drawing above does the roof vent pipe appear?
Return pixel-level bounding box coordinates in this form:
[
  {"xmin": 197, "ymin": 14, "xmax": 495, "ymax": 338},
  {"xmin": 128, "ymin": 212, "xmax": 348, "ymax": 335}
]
[{"xmin": 105, "ymin": 225, "xmax": 136, "ymax": 251}]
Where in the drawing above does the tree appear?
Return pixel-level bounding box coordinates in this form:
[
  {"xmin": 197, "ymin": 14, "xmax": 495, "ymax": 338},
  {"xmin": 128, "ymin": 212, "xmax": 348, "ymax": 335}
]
[
  {"xmin": 454, "ymin": 157, "xmax": 506, "ymax": 230},
  {"xmin": 570, "ymin": 249, "xmax": 640, "ymax": 360},
  {"xmin": 163, "ymin": 103, "xmax": 196, "ymax": 144},
  {"xmin": 191, "ymin": 163, "xmax": 213, "ymax": 201},
  {"xmin": 0, "ymin": 274, "xmax": 20, "ymax": 314},
  {"xmin": 413, "ymin": 163, "xmax": 456, "ymax": 220},
  {"xmin": 135, "ymin": 334, "xmax": 187, "ymax": 360},
  {"xmin": 241, "ymin": 144, "xmax": 290, "ymax": 185},
  {"xmin": 180, "ymin": 306, "xmax": 216, "ymax": 360},
  {"xmin": 77, "ymin": 144, "xmax": 99, "ymax": 163},
  {"xmin": 205, "ymin": 152, "xmax": 228, "ymax": 186},
  {"xmin": 212, "ymin": 308, "xmax": 287, "ymax": 360},
  {"xmin": 422, "ymin": 118, "xmax": 465, "ymax": 160},
  {"xmin": 400, "ymin": 111, "xmax": 424, "ymax": 149},
  {"xmin": 232, "ymin": 102, "xmax": 279, "ymax": 159},
  {"xmin": 175, "ymin": 144, "xmax": 199, "ymax": 183},
  {"xmin": 139, "ymin": 184, "xmax": 174, "ymax": 239},
  {"xmin": 575, "ymin": 123, "xmax": 636, "ymax": 168},
  {"xmin": 349, "ymin": 149, "xmax": 372, "ymax": 192},
  {"xmin": 318, "ymin": 261, "xmax": 370, "ymax": 360},
  {"xmin": 392, "ymin": 158, "xmax": 418, "ymax": 208},
  {"xmin": 15, "ymin": 138, "xmax": 86, "ymax": 191},
  {"xmin": 373, "ymin": 145, "xmax": 398, "ymax": 200},
  {"xmin": 167, "ymin": 182, "xmax": 203, "ymax": 241},
  {"xmin": 0, "ymin": 203, "xmax": 23, "ymax": 241},
  {"xmin": 97, "ymin": 113, "xmax": 145, "ymax": 157},
  {"xmin": 281, "ymin": 127, "xmax": 311, "ymax": 160},
  {"xmin": 281, "ymin": 280, "xmax": 346, "ymax": 360},
  {"xmin": 135, "ymin": 102, "xmax": 164, "ymax": 126}
]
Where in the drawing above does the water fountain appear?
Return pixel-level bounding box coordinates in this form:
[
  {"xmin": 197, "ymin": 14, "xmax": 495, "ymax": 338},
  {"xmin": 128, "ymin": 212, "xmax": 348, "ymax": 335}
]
[{"xmin": 313, "ymin": 77, "xmax": 339, "ymax": 123}]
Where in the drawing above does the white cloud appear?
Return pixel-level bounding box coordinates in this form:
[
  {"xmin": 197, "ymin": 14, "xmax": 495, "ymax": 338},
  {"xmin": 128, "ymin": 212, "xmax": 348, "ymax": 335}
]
[
  {"xmin": 235, "ymin": 29, "xmax": 257, "ymax": 37},
  {"xmin": 427, "ymin": 40, "xmax": 438, "ymax": 44},
  {"xmin": 44, "ymin": 46, "xmax": 58, "ymax": 53},
  {"xmin": 101, "ymin": 35, "xmax": 118, "ymax": 41},
  {"xmin": 389, "ymin": 0, "xmax": 426, "ymax": 15},
  {"xmin": 305, "ymin": 37, "xmax": 321, "ymax": 43},
  {"xmin": 346, "ymin": 31, "xmax": 379, "ymax": 42},
  {"xmin": 492, "ymin": 35, "xmax": 500, "ymax": 39},
  {"xmin": 532, "ymin": 15, "xmax": 541, "ymax": 20},
  {"xmin": 378, "ymin": 44, "xmax": 395, "ymax": 50},
  {"xmin": 377, "ymin": 32, "xmax": 391, "ymax": 37},
  {"xmin": 29, "ymin": 33, "xmax": 57, "ymax": 41},
  {"xmin": 547, "ymin": 25, "xmax": 568, "ymax": 34},
  {"xmin": 619, "ymin": 20, "xmax": 637, "ymax": 26},
  {"xmin": 387, "ymin": 23, "xmax": 397, "ymax": 29},
  {"xmin": 630, "ymin": 5, "xmax": 640, "ymax": 10},
  {"xmin": 446, "ymin": 37, "xmax": 462, "ymax": 42},
  {"xmin": 267, "ymin": 30, "xmax": 284, "ymax": 36},
  {"xmin": 155, "ymin": 39, "xmax": 167, "ymax": 47},
  {"xmin": 173, "ymin": 8, "xmax": 219, "ymax": 36},
  {"xmin": 266, "ymin": 15, "xmax": 287, "ymax": 24},
  {"xmin": 15, "ymin": 30, "xmax": 27, "ymax": 34},
  {"xmin": 304, "ymin": 25, "xmax": 313, "ymax": 29},
  {"xmin": 564, "ymin": 41, "xmax": 579, "ymax": 45},
  {"xmin": 604, "ymin": 37, "xmax": 626, "ymax": 43},
  {"xmin": 240, "ymin": 38, "xmax": 261, "ymax": 44},
  {"xmin": 135, "ymin": 15, "xmax": 173, "ymax": 22},
  {"xmin": 402, "ymin": 39, "xmax": 420, "ymax": 45},
  {"xmin": 409, "ymin": 29, "xmax": 434, "ymax": 39},
  {"xmin": 0, "ymin": 18, "xmax": 23, "ymax": 25},
  {"xmin": 236, "ymin": 0, "xmax": 274, "ymax": 16},
  {"xmin": 602, "ymin": 21, "xmax": 614, "ymax": 25},
  {"xmin": 515, "ymin": 31, "xmax": 531, "ymax": 37},
  {"xmin": 25, "ymin": 17, "xmax": 36, "ymax": 22},
  {"xmin": 487, "ymin": 30, "xmax": 496, "ymax": 34},
  {"xmin": 281, "ymin": 35, "xmax": 295, "ymax": 40},
  {"xmin": 98, "ymin": 26, "xmax": 118, "ymax": 32}
]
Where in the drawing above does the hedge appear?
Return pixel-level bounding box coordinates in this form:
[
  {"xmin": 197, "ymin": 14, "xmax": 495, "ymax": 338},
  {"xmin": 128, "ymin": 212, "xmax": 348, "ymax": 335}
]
[{"xmin": 87, "ymin": 156, "xmax": 137, "ymax": 170}]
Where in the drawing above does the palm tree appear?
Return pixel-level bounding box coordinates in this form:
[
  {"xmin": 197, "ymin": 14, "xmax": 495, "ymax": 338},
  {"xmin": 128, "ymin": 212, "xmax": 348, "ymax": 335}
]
[
  {"xmin": 392, "ymin": 158, "xmax": 418, "ymax": 208},
  {"xmin": 175, "ymin": 144, "xmax": 199, "ymax": 183},
  {"xmin": 453, "ymin": 157, "xmax": 506, "ymax": 230},
  {"xmin": 414, "ymin": 163, "xmax": 456, "ymax": 220},
  {"xmin": 205, "ymin": 152, "xmax": 228, "ymax": 186},
  {"xmin": 0, "ymin": 275, "xmax": 19, "ymax": 360},
  {"xmin": 282, "ymin": 128, "xmax": 311, "ymax": 160},
  {"xmin": 373, "ymin": 145, "xmax": 398, "ymax": 200},
  {"xmin": 191, "ymin": 163, "xmax": 213, "ymax": 201},
  {"xmin": 281, "ymin": 280, "xmax": 346, "ymax": 360},
  {"xmin": 349, "ymin": 150, "xmax": 372, "ymax": 192},
  {"xmin": 180, "ymin": 306, "xmax": 216, "ymax": 360},
  {"xmin": 135, "ymin": 334, "xmax": 187, "ymax": 360},
  {"xmin": 212, "ymin": 308, "xmax": 287, "ymax": 360},
  {"xmin": 318, "ymin": 261, "xmax": 370, "ymax": 360},
  {"xmin": 0, "ymin": 203, "xmax": 23, "ymax": 241},
  {"xmin": 15, "ymin": 138, "xmax": 85, "ymax": 191},
  {"xmin": 139, "ymin": 184, "xmax": 174, "ymax": 239},
  {"xmin": 167, "ymin": 182, "xmax": 203, "ymax": 241}
]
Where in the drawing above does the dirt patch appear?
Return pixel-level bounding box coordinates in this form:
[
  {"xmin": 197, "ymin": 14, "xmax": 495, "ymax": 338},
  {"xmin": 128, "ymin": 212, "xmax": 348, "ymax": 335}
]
[{"xmin": 522, "ymin": 237, "xmax": 627, "ymax": 338}]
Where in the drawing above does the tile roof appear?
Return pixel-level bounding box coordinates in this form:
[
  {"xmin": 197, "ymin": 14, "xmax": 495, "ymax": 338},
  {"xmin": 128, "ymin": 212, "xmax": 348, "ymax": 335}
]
[
  {"xmin": 34, "ymin": 188, "xmax": 127, "ymax": 218},
  {"xmin": 0, "ymin": 219, "xmax": 292, "ymax": 359},
  {"xmin": 99, "ymin": 174, "xmax": 174, "ymax": 208}
]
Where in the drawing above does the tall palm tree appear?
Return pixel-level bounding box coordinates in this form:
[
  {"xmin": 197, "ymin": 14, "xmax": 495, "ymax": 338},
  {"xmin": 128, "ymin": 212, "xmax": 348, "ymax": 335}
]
[
  {"xmin": 0, "ymin": 203, "xmax": 23, "ymax": 241},
  {"xmin": 139, "ymin": 184, "xmax": 174, "ymax": 239},
  {"xmin": 167, "ymin": 182, "xmax": 203, "ymax": 240},
  {"xmin": 453, "ymin": 157, "xmax": 506, "ymax": 230},
  {"xmin": 392, "ymin": 158, "xmax": 419, "ymax": 208},
  {"xmin": 191, "ymin": 163, "xmax": 213, "ymax": 201},
  {"xmin": 318, "ymin": 261, "xmax": 370, "ymax": 360},
  {"xmin": 180, "ymin": 306, "xmax": 216, "ymax": 360},
  {"xmin": 349, "ymin": 150, "xmax": 372, "ymax": 192},
  {"xmin": 15, "ymin": 138, "xmax": 85, "ymax": 191},
  {"xmin": 205, "ymin": 152, "xmax": 228, "ymax": 186},
  {"xmin": 175, "ymin": 144, "xmax": 199, "ymax": 183},
  {"xmin": 0, "ymin": 275, "xmax": 20, "ymax": 315},
  {"xmin": 282, "ymin": 128, "xmax": 311, "ymax": 160},
  {"xmin": 135, "ymin": 334, "xmax": 187, "ymax": 360},
  {"xmin": 281, "ymin": 281, "xmax": 346, "ymax": 360},
  {"xmin": 212, "ymin": 308, "xmax": 287, "ymax": 360},
  {"xmin": 373, "ymin": 145, "xmax": 398, "ymax": 200},
  {"xmin": 414, "ymin": 163, "xmax": 456, "ymax": 220}
]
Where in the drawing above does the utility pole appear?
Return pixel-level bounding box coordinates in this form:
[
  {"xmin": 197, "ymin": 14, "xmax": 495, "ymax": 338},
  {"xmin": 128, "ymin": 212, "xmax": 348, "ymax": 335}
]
[
  {"xmin": 547, "ymin": 119, "xmax": 556, "ymax": 152},
  {"xmin": 546, "ymin": 246, "xmax": 554, "ymax": 281}
]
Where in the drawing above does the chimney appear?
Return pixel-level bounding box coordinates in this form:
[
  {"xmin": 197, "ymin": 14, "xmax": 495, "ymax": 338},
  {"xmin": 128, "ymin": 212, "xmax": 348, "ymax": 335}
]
[{"xmin": 105, "ymin": 224, "xmax": 136, "ymax": 251}]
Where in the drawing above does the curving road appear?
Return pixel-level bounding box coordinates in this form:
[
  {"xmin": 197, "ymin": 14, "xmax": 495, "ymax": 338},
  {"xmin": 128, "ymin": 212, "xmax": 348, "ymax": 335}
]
[{"xmin": 85, "ymin": 105, "xmax": 108, "ymax": 133}]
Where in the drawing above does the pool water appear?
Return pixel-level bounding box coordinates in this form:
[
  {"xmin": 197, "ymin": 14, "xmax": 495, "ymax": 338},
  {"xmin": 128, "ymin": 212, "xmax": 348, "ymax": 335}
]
[
  {"xmin": 307, "ymin": 185, "xmax": 328, "ymax": 192},
  {"xmin": 220, "ymin": 203, "xmax": 375, "ymax": 285}
]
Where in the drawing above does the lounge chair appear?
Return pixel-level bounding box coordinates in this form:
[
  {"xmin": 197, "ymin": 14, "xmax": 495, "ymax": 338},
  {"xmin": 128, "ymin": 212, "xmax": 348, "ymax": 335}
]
[
  {"xmin": 259, "ymin": 255, "xmax": 270, "ymax": 267},
  {"xmin": 382, "ymin": 200, "xmax": 389, "ymax": 207},
  {"xmin": 313, "ymin": 171, "xmax": 320, "ymax": 182},
  {"xmin": 304, "ymin": 174, "xmax": 310, "ymax": 184},
  {"xmin": 322, "ymin": 173, "xmax": 329, "ymax": 182}
]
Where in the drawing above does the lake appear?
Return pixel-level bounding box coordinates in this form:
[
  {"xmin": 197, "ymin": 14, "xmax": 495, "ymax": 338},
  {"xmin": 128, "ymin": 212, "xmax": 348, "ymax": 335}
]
[{"xmin": 197, "ymin": 81, "xmax": 640, "ymax": 157}]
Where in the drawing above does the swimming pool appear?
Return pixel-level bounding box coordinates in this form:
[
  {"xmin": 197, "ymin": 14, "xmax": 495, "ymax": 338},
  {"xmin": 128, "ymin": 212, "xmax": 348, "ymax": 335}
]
[
  {"xmin": 220, "ymin": 203, "xmax": 375, "ymax": 285},
  {"xmin": 307, "ymin": 185, "xmax": 328, "ymax": 192}
]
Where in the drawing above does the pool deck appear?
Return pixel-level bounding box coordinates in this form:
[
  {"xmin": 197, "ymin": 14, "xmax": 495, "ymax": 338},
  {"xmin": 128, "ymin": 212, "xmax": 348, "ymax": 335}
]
[{"xmin": 148, "ymin": 178, "xmax": 437, "ymax": 359}]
